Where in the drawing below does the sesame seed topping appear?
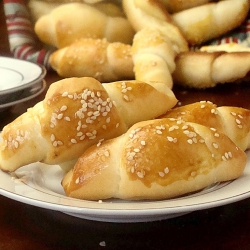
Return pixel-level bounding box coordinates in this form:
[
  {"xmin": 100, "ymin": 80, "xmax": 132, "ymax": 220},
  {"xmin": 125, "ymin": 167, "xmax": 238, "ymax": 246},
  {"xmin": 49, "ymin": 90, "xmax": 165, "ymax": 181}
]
[
  {"xmin": 164, "ymin": 167, "xmax": 169, "ymax": 174},
  {"xmin": 236, "ymin": 119, "xmax": 241, "ymax": 124},
  {"xmin": 71, "ymin": 139, "xmax": 77, "ymax": 144},
  {"xmin": 158, "ymin": 172, "xmax": 165, "ymax": 177},
  {"xmin": 213, "ymin": 143, "xmax": 219, "ymax": 149}
]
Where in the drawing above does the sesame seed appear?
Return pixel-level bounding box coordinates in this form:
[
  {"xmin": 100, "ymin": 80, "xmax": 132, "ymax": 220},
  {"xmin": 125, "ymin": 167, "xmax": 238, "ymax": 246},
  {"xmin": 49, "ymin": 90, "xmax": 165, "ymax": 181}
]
[
  {"xmin": 51, "ymin": 134, "xmax": 55, "ymax": 142},
  {"xmin": 57, "ymin": 113, "xmax": 63, "ymax": 119},
  {"xmin": 164, "ymin": 167, "xmax": 169, "ymax": 174},
  {"xmin": 158, "ymin": 172, "xmax": 165, "ymax": 177},
  {"xmin": 213, "ymin": 143, "xmax": 219, "ymax": 149},
  {"xmin": 71, "ymin": 139, "xmax": 77, "ymax": 144},
  {"xmin": 236, "ymin": 119, "xmax": 241, "ymax": 124},
  {"xmin": 62, "ymin": 91, "xmax": 68, "ymax": 97},
  {"xmin": 141, "ymin": 140, "xmax": 146, "ymax": 146},
  {"xmin": 167, "ymin": 136, "xmax": 174, "ymax": 142},
  {"xmin": 191, "ymin": 171, "xmax": 196, "ymax": 177},
  {"xmin": 156, "ymin": 130, "xmax": 163, "ymax": 135},
  {"xmin": 123, "ymin": 95, "xmax": 129, "ymax": 101},
  {"xmin": 137, "ymin": 171, "xmax": 145, "ymax": 178},
  {"xmin": 104, "ymin": 151, "xmax": 110, "ymax": 157},
  {"xmin": 64, "ymin": 117, "xmax": 71, "ymax": 121},
  {"xmin": 60, "ymin": 105, "xmax": 67, "ymax": 111},
  {"xmin": 187, "ymin": 139, "xmax": 193, "ymax": 144}
]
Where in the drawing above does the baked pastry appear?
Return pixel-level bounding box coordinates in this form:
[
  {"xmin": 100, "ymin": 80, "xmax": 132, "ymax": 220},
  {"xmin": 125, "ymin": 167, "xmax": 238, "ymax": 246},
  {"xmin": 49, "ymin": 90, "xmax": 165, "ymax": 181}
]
[
  {"xmin": 160, "ymin": 101, "xmax": 250, "ymax": 151},
  {"xmin": 159, "ymin": 0, "xmax": 211, "ymax": 13},
  {"xmin": 172, "ymin": 51, "xmax": 250, "ymax": 88},
  {"xmin": 122, "ymin": 0, "xmax": 188, "ymax": 53},
  {"xmin": 62, "ymin": 117, "xmax": 247, "ymax": 200},
  {"xmin": 172, "ymin": 0, "xmax": 249, "ymax": 45},
  {"xmin": 0, "ymin": 77, "xmax": 177, "ymax": 172},
  {"xmin": 49, "ymin": 38, "xmax": 134, "ymax": 82},
  {"xmin": 28, "ymin": 0, "xmax": 125, "ymax": 22},
  {"xmin": 131, "ymin": 27, "xmax": 177, "ymax": 89},
  {"xmin": 34, "ymin": 2, "xmax": 135, "ymax": 48}
]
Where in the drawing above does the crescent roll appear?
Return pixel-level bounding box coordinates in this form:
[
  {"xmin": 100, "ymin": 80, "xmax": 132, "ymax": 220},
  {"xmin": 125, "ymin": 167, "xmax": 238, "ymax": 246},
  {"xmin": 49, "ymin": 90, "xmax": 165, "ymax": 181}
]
[
  {"xmin": 34, "ymin": 2, "xmax": 135, "ymax": 48},
  {"xmin": 160, "ymin": 101, "xmax": 250, "ymax": 151},
  {"xmin": 62, "ymin": 118, "xmax": 247, "ymax": 200},
  {"xmin": 0, "ymin": 77, "xmax": 177, "ymax": 172}
]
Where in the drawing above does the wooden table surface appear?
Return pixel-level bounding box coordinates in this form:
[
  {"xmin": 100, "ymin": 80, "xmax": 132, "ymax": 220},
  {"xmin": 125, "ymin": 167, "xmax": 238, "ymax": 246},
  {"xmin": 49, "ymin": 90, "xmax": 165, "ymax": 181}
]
[{"xmin": 1, "ymin": 1, "xmax": 250, "ymax": 249}]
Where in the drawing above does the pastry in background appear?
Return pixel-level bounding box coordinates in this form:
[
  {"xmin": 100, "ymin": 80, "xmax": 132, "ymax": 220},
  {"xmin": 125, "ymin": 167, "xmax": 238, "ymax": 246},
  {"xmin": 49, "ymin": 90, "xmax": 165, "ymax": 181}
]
[
  {"xmin": 49, "ymin": 38, "xmax": 134, "ymax": 82},
  {"xmin": 34, "ymin": 2, "xmax": 135, "ymax": 48}
]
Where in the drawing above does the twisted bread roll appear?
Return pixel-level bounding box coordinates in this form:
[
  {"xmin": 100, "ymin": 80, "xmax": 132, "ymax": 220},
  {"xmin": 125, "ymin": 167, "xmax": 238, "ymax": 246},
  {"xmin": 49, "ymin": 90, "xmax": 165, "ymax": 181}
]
[
  {"xmin": 122, "ymin": 0, "xmax": 188, "ymax": 53},
  {"xmin": 34, "ymin": 2, "xmax": 135, "ymax": 48},
  {"xmin": 123, "ymin": 0, "xmax": 188, "ymax": 89},
  {"xmin": 132, "ymin": 27, "xmax": 177, "ymax": 89},
  {"xmin": 49, "ymin": 38, "xmax": 134, "ymax": 82},
  {"xmin": 172, "ymin": 51, "xmax": 250, "ymax": 88},
  {"xmin": 172, "ymin": 0, "xmax": 249, "ymax": 45},
  {"xmin": 0, "ymin": 77, "xmax": 177, "ymax": 172},
  {"xmin": 160, "ymin": 101, "xmax": 250, "ymax": 151},
  {"xmin": 62, "ymin": 118, "xmax": 247, "ymax": 200}
]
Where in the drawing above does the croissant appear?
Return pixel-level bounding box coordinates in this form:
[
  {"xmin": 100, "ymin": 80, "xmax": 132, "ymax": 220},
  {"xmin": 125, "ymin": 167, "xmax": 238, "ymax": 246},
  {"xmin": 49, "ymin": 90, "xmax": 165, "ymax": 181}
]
[
  {"xmin": 172, "ymin": 0, "xmax": 249, "ymax": 45},
  {"xmin": 172, "ymin": 51, "xmax": 250, "ymax": 88},
  {"xmin": 34, "ymin": 2, "xmax": 135, "ymax": 48},
  {"xmin": 160, "ymin": 101, "xmax": 250, "ymax": 151},
  {"xmin": 49, "ymin": 38, "xmax": 134, "ymax": 82},
  {"xmin": 62, "ymin": 117, "xmax": 247, "ymax": 200},
  {"xmin": 0, "ymin": 77, "xmax": 177, "ymax": 172}
]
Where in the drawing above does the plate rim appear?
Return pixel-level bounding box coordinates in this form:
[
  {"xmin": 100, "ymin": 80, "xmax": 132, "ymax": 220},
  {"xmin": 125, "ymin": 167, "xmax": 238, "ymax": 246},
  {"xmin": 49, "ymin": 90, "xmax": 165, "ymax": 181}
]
[
  {"xmin": 0, "ymin": 56, "xmax": 46, "ymax": 95},
  {"xmin": 0, "ymin": 150, "xmax": 249, "ymax": 222}
]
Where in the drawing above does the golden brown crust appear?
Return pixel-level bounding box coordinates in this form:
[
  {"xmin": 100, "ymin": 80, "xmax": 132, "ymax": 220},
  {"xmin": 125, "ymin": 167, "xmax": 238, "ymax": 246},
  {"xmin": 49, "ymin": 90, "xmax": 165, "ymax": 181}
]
[
  {"xmin": 49, "ymin": 38, "xmax": 134, "ymax": 82},
  {"xmin": 160, "ymin": 101, "xmax": 250, "ymax": 151},
  {"xmin": 0, "ymin": 77, "xmax": 177, "ymax": 172},
  {"xmin": 172, "ymin": 0, "xmax": 249, "ymax": 45},
  {"xmin": 173, "ymin": 51, "xmax": 250, "ymax": 88},
  {"xmin": 62, "ymin": 118, "xmax": 247, "ymax": 200},
  {"xmin": 34, "ymin": 2, "xmax": 135, "ymax": 48}
]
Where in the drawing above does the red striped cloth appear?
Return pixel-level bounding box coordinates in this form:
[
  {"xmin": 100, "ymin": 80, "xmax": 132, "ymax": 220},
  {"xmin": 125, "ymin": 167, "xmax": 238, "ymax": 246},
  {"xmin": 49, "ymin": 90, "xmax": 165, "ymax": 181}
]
[
  {"xmin": 3, "ymin": 0, "xmax": 54, "ymax": 69},
  {"xmin": 210, "ymin": 12, "xmax": 250, "ymax": 46}
]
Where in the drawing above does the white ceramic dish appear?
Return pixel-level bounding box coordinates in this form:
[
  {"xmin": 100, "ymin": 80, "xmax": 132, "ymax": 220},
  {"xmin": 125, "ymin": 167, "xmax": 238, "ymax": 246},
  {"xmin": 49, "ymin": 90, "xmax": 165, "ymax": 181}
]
[
  {"xmin": 0, "ymin": 150, "xmax": 249, "ymax": 223},
  {"xmin": 0, "ymin": 56, "xmax": 46, "ymax": 97},
  {"xmin": 0, "ymin": 80, "xmax": 46, "ymax": 112}
]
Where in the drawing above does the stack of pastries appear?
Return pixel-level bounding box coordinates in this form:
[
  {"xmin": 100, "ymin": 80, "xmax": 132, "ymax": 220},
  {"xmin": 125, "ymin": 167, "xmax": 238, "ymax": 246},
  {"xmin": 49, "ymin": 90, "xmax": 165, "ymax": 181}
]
[{"xmin": 28, "ymin": 0, "xmax": 250, "ymax": 88}]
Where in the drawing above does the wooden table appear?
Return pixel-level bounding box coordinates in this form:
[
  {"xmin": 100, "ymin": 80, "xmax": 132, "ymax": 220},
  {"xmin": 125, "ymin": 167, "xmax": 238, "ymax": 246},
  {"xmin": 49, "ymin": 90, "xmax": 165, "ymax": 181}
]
[{"xmin": 1, "ymin": 1, "xmax": 250, "ymax": 249}]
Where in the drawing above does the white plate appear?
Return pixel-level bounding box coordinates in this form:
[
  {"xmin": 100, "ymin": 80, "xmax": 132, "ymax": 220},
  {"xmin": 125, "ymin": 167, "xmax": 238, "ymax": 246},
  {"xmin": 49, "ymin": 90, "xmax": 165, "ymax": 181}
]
[
  {"xmin": 0, "ymin": 80, "xmax": 46, "ymax": 112},
  {"xmin": 0, "ymin": 56, "xmax": 46, "ymax": 95},
  {"xmin": 0, "ymin": 150, "xmax": 249, "ymax": 223}
]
